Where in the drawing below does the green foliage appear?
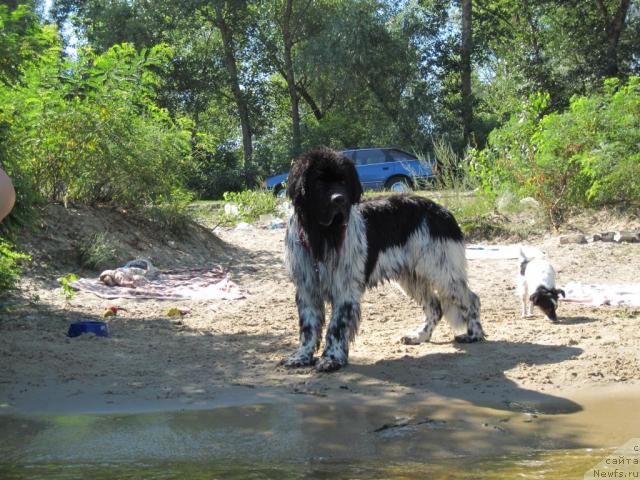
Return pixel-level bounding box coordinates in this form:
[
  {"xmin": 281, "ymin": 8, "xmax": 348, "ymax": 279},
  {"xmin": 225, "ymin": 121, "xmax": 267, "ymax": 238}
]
[
  {"xmin": 1, "ymin": 9, "xmax": 194, "ymax": 212},
  {"xmin": 218, "ymin": 190, "xmax": 279, "ymax": 225},
  {"xmin": 0, "ymin": 3, "xmax": 53, "ymax": 85},
  {"xmin": 1, "ymin": 39, "xmax": 193, "ymax": 207},
  {"xmin": 76, "ymin": 233, "xmax": 117, "ymax": 270},
  {"xmin": 430, "ymin": 138, "xmax": 479, "ymax": 192},
  {"xmin": 144, "ymin": 188, "xmax": 195, "ymax": 236},
  {"xmin": 471, "ymin": 77, "xmax": 640, "ymax": 224},
  {"xmin": 0, "ymin": 240, "xmax": 29, "ymax": 292},
  {"xmin": 4, "ymin": 0, "xmax": 639, "ymax": 217},
  {"xmin": 0, "ymin": 5, "xmax": 57, "ymax": 223},
  {"xmin": 58, "ymin": 273, "xmax": 78, "ymax": 301},
  {"xmin": 187, "ymin": 132, "xmax": 246, "ymax": 198},
  {"xmin": 52, "ymin": 0, "xmax": 449, "ymax": 185}
]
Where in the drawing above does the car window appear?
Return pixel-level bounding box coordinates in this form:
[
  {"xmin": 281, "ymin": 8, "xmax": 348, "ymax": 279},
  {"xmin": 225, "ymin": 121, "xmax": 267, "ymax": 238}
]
[
  {"xmin": 387, "ymin": 149, "xmax": 417, "ymax": 162},
  {"xmin": 342, "ymin": 150, "xmax": 357, "ymax": 162},
  {"xmin": 358, "ymin": 149, "xmax": 386, "ymax": 165}
]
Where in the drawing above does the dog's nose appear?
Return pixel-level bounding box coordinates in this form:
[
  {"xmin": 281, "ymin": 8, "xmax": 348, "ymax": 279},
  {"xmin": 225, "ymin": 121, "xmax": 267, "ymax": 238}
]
[{"xmin": 331, "ymin": 193, "xmax": 346, "ymax": 206}]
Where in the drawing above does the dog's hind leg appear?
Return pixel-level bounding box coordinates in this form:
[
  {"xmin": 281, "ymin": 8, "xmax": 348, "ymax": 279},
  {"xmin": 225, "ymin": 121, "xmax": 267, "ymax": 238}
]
[
  {"xmin": 441, "ymin": 285, "xmax": 484, "ymax": 343},
  {"xmin": 421, "ymin": 241, "xmax": 484, "ymax": 343},
  {"xmin": 283, "ymin": 289, "xmax": 325, "ymax": 368},
  {"xmin": 398, "ymin": 276, "xmax": 443, "ymax": 345}
]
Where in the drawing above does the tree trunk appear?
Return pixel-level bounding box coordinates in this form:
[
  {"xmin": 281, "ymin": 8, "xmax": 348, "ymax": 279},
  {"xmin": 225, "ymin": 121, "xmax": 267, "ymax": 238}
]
[
  {"xmin": 461, "ymin": 0, "xmax": 473, "ymax": 147},
  {"xmin": 282, "ymin": 0, "xmax": 302, "ymax": 156},
  {"xmin": 595, "ymin": 0, "xmax": 631, "ymax": 77},
  {"xmin": 274, "ymin": 63, "xmax": 324, "ymax": 121},
  {"xmin": 213, "ymin": 3, "xmax": 254, "ymax": 183},
  {"xmin": 297, "ymin": 82, "xmax": 324, "ymax": 121}
]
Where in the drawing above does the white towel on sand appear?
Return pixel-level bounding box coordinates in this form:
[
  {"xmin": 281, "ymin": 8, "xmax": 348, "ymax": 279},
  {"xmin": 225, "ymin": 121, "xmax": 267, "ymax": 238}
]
[{"xmin": 465, "ymin": 244, "xmax": 544, "ymax": 260}]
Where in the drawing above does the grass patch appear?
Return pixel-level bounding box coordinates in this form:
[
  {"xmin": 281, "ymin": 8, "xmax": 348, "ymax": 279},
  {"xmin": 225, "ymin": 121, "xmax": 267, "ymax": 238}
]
[
  {"xmin": 145, "ymin": 204, "xmax": 194, "ymax": 236},
  {"xmin": 217, "ymin": 190, "xmax": 279, "ymax": 226},
  {"xmin": 202, "ymin": 186, "xmax": 545, "ymax": 242},
  {"xmin": 144, "ymin": 189, "xmax": 195, "ymax": 236},
  {"xmin": 189, "ymin": 199, "xmax": 226, "ymax": 207},
  {"xmin": 188, "ymin": 200, "xmax": 225, "ymax": 229},
  {"xmin": 430, "ymin": 191, "xmax": 544, "ymax": 241}
]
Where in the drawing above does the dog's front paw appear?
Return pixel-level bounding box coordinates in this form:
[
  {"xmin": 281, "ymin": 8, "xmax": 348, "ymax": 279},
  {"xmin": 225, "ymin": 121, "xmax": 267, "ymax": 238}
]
[
  {"xmin": 282, "ymin": 353, "xmax": 314, "ymax": 368},
  {"xmin": 315, "ymin": 355, "xmax": 346, "ymax": 372},
  {"xmin": 454, "ymin": 333, "xmax": 485, "ymax": 343},
  {"xmin": 400, "ymin": 333, "xmax": 424, "ymax": 345}
]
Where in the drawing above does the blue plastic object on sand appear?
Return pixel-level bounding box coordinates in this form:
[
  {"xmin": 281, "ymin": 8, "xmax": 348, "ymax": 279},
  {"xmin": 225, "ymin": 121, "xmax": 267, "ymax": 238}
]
[{"xmin": 68, "ymin": 321, "xmax": 109, "ymax": 338}]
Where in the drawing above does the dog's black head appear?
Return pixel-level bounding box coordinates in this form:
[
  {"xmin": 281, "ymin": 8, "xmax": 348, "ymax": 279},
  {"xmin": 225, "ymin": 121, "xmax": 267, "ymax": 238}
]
[
  {"xmin": 287, "ymin": 148, "xmax": 362, "ymax": 259},
  {"xmin": 530, "ymin": 286, "xmax": 565, "ymax": 322}
]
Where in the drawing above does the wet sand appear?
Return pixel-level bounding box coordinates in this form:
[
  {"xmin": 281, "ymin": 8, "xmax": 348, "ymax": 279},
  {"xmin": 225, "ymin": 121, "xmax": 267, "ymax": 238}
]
[{"xmin": 2, "ymin": 384, "xmax": 639, "ymax": 466}]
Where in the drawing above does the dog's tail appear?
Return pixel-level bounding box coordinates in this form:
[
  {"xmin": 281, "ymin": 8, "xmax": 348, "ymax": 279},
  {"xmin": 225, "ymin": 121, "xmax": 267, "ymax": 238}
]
[
  {"xmin": 519, "ymin": 247, "xmax": 530, "ymax": 276},
  {"xmin": 442, "ymin": 304, "xmax": 467, "ymax": 332},
  {"xmin": 441, "ymin": 290, "xmax": 481, "ymax": 334}
]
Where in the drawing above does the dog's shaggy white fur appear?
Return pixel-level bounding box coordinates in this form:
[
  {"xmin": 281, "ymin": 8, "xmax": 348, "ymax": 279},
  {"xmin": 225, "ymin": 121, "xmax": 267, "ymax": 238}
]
[
  {"xmin": 518, "ymin": 249, "xmax": 565, "ymax": 322},
  {"xmin": 283, "ymin": 148, "xmax": 485, "ymax": 372}
]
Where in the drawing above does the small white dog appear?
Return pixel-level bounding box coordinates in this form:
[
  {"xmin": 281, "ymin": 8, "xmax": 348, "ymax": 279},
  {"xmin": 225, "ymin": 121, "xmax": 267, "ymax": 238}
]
[{"xmin": 518, "ymin": 249, "xmax": 565, "ymax": 322}]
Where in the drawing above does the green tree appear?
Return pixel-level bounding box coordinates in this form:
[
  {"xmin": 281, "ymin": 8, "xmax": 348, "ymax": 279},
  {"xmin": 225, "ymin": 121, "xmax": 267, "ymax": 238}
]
[
  {"xmin": 52, "ymin": 0, "xmax": 270, "ymax": 188},
  {"xmin": 460, "ymin": 0, "xmax": 473, "ymax": 146},
  {"xmin": 210, "ymin": 2, "xmax": 256, "ymax": 182},
  {"xmin": 1, "ymin": 34, "xmax": 192, "ymax": 206},
  {"xmin": 0, "ymin": 2, "xmax": 52, "ymax": 85},
  {"xmin": 474, "ymin": 0, "xmax": 639, "ymax": 111}
]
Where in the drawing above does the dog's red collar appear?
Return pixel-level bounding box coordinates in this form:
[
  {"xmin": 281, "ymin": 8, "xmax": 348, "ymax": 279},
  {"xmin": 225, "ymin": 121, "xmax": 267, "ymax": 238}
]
[
  {"xmin": 298, "ymin": 225, "xmax": 311, "ymax": 253},
  {"xmin": 336, "ymin": 224, "xmax": 347, "ymax": 256}
]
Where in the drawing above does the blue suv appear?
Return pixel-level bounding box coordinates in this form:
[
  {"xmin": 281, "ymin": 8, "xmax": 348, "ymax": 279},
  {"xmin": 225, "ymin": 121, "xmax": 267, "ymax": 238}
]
[{"xmin": 265, "ymin": 147, "xmax": 436, "ymax": 197}]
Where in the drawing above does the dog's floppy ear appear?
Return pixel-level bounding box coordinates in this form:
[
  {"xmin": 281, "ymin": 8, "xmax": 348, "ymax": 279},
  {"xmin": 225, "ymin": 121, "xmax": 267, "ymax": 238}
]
[
  {"xmin": 553, "ymin": 288, "xmax": 566, "ymax": 298},
  {"xmin": 342, "ymin": 155, "xmax": 363, "ymax": 204},
  {"xmin": 351, "ymin": 170, "xmax": 363, "ymax": 204},
  {"xmin": 286, "ymin": 156, "xmax": 308, "ymax": 205},
  {"xmin": 529, "ymin": 292, "xmax": 540, "ymax": 304},
  {"xmin": 530, "ymin": 286, "xmax": 550, "ymax": 304}
]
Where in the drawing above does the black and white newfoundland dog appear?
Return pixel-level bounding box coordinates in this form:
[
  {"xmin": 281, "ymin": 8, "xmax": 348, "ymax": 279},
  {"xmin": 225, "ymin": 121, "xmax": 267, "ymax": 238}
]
[{"xmin": 283, "ymin": 148, "xmax": 485, "ymax": 372}]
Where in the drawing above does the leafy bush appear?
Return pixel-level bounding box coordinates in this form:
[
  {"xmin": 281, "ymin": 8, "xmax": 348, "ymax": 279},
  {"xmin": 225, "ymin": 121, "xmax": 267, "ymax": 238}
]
[
  {"xmin": 430, "ymin": 138, "xmax": 479, "ymax": 192},
  {"xmin": 77, "ymin": 233, "xmax": 117, "ymax": 270},
  {"xmin": 0, "ymin": 35, "xmax": 193, "ymax": 209},
  {"xmin": 186, "ymin": 133, "xmax": 246, "ymax": 199},
  {"xmin": 0, "ymin": 5, "xmax": 57, "ymax": 225},
  {"xmin": 0, "ymin": 240, "xmax": 29, "ymax": 292},
  {"xmin": 144, "ymin": 188, "xmax": 195, "ymax": 236},
  {"xmin": 58, "ymin": 273, "xmax": 78, "ymax": 302},
  {"xmin": 470, "ymin": 77, "xmax": 640, "ymax": 224},
  {"xmin": 0, "ymin": 4, "xmax": 52, "ymax": 85}
]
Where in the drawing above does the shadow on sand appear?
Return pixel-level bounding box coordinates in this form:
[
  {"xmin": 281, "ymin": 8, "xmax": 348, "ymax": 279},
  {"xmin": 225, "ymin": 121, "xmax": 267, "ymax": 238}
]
[{"xmin": 348, "ymin": 339, "xmax": 584, "ymax": 415}]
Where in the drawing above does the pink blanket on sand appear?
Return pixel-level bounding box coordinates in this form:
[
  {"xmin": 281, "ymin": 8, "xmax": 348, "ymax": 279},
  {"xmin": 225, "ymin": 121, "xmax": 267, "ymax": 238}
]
[
  {"xmin": 561, "ymin": 282, "xmax": 640, "ymax": 307},
  {"xmin": 71, "ymin": 266, "xmax": 246, "ymax": 301}
]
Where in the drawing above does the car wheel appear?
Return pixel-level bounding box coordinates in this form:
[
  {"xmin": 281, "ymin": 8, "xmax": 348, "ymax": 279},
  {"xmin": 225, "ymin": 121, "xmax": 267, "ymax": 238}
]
[
  {"xmin": 274, "ymin": 185, "xmax": 287, "ymax": 198},
  {"xmin": 385, "ymin": 176, "xmax": 413, "ymax": 193}
]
